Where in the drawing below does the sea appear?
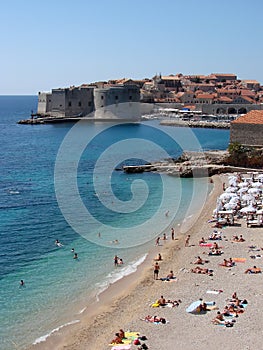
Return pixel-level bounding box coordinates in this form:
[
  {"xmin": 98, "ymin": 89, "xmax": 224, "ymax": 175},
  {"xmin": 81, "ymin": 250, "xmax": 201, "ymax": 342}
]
[{"xmin": 0, "ymin": 96, "xmax": 230, "ymax": 350}]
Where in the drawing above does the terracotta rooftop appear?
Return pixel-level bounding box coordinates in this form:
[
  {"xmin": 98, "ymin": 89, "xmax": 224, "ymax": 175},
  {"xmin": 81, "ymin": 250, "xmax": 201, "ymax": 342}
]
[
  {"xmin": 161, "ymin": 75, "xmax": 180, "ymax": 80},
  {"xmin": 231, "ymin": 110, "xmax": 263, "ymax": 124},
  {"xmin": 195, "ymin": 93, "xmax": 215, "ymax": 99}
]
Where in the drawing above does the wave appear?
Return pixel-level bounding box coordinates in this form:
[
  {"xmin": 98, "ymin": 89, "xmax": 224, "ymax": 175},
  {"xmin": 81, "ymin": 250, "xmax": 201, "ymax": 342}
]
[
  {"xmin": 95, "ymin": 253, "xmax": 148, "ymax": 301},
  {"xmin": 33, "ymin": 319, "xmax": 80, "ymax": 344}
]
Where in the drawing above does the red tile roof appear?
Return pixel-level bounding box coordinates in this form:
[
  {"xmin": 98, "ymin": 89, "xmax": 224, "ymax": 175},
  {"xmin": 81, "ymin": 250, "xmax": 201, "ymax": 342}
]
[{"xmin": 231, "ymin": 110, "xmax": 263, "ymax": 124}]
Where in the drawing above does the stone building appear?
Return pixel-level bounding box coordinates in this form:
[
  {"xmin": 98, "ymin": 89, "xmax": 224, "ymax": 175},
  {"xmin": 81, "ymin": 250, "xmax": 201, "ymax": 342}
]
[
  {"xmin": 37, "ymin": 86, "xmax": 94, "ymax": 117},
  {"xmin": 230, "ymin": 110, "xmax": 263, "ymax": 147},
  {"xmin": 37, "ymin": 84, "xmax": 141, "ymax": 121},
  {"xmin": 94, "ymin": 85, "xmax": 140, "ymax": 121}
]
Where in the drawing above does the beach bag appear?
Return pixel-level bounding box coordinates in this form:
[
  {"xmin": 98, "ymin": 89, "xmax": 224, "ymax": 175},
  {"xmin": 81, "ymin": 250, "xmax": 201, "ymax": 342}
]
[{"xmin": 139, "ymin": 336, "xmax": 147, "ymax": 341}]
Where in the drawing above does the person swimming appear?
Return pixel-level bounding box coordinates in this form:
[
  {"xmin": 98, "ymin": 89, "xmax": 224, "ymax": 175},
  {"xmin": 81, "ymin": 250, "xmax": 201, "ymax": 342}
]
[{"xmin": 55, "ymin": 239, "xmax": 63, "ymax": 247}]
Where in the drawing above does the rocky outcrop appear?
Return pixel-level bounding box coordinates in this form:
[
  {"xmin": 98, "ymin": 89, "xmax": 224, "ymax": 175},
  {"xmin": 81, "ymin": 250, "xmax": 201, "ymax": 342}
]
[{"xmin": 122, "ymin": 150, "xmax": 236, "ymax": 177}]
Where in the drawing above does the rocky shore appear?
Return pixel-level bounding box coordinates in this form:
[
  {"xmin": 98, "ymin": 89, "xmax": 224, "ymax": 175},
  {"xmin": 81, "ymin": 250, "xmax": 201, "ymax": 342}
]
[{"xmin": 121, "ymin": 150, "xmax": 260, "ymax": 177}]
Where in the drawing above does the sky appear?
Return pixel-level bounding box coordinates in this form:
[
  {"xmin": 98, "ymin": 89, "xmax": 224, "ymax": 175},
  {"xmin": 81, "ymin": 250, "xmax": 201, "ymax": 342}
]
[{"xmin": 1, "ymin": 0, "xmax": 263, "ymax": 94}]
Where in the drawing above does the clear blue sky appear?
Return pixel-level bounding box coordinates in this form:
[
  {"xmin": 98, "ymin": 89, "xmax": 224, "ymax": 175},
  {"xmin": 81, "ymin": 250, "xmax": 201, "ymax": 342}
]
[{"xmin": 1, "ymin": 0, "xmax": 263, "ymax": 94}]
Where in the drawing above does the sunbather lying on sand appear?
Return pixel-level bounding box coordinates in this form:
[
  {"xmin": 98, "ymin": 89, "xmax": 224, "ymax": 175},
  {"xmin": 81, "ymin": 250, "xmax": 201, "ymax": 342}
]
[
  {"xmin": 208, "ymin": 231, "xmax": 222, "ymax": 240},
  {"xmin": 143, "ymin": 315, "xmax": 167, "ymax": 323},
  {"xmin": 219, "ymin": 258, "xmax": 235, "ymax": 267},
  {"xmin": 191, "ymin": 266, "xmax": 213, "ymax": 276},
  {"xmin": 192, "ymin": 256, "xmax": 209, "ymax": 265},
  {"xmin": 166, "ymin": 299, "xmax": 182, "ymax": 307},
  {"xmin": 212, "ymin": 311, "xmax": 235, "ymax": 326},
  {"xmin": 244, "ymin": 265, "xmax": 261, "ymax": 274},
  {"xmin": 232, "ymin": 235, "xmax": 245, "ymax": 242},
  {"xmin": 208, "ymin": 248, "xmax": 222, "ymax": 256},
  {"xmin": 159, "ymin": 270, "xmax": 176, "ymax": 281}
]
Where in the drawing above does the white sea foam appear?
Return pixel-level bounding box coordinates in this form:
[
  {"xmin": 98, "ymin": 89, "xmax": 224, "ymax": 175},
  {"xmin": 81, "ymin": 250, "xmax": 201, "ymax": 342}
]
[
  {"xmin": 78, "ymin": 306, "xmax": 87, "ymax": 314},
  {"xmin": 33, "ymin": 319, "xmax": 80, "ymax": 344},
  {"xmin": 95, "ymin": 253, "xmax": 148, "ymax": 301}
]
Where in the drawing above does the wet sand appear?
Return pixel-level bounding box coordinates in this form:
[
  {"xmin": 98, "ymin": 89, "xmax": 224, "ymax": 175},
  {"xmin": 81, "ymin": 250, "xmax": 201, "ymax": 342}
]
[{"xmin": 29, "ymin": 174, "xmax": 263, "ymax": 350}]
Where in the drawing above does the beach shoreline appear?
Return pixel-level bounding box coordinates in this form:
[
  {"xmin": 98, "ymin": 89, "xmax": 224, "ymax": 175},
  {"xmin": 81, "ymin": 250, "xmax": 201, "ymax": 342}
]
[
  {"xmin": 27, "ymin": 175, "xmax": 216, "ymax": 350},
  {"xmin": 28, "ymin": 173, "xmax": 263, "ymax": 350}
]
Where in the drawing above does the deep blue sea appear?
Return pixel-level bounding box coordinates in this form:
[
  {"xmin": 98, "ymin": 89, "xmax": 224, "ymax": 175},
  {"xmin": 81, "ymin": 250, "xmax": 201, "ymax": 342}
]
[{"xmin": 0, "ymin": 96, "xmax": 230, "ymax": 350}]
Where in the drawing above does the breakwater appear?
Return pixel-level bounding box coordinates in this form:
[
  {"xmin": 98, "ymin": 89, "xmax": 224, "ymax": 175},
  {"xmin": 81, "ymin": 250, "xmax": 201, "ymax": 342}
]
[{"xmin": 159, "ymin": 119, "xmax": 230, "ymax": 129}]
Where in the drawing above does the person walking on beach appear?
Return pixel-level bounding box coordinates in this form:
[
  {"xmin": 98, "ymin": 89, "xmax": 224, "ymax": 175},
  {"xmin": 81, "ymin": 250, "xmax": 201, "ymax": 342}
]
[
  {"xmin": 153, "ymin": 262, "xmax": 160, "ymax": 279},
  {"xmin": 185, "ymin": 234, "xmax": 190, "ymax": 247},
  {"xmin": 171, "ymin": 227, "xmax": 175, "ymax": 240},
  {"xmin": 155, "ymin": 237, "xmax": 160, "ymax": 246}
]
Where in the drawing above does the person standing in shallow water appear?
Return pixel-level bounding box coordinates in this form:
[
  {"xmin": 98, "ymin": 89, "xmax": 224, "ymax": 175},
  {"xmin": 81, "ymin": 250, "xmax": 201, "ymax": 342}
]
[{"xmin": 114, "ymin": 255, "xmax": 118, "ymax": 267}]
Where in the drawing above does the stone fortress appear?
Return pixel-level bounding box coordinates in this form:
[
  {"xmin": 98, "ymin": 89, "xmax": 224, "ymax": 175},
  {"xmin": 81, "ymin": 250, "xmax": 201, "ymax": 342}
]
[{"xmin": 37, "ymin": 83, "xmax": 141, "ymax": 121}]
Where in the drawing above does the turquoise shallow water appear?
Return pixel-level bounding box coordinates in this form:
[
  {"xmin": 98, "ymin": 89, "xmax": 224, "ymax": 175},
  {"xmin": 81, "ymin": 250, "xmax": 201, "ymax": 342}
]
[{"xmin": 0, "ymin": 96, "xmax": 230, "ymax": 350}]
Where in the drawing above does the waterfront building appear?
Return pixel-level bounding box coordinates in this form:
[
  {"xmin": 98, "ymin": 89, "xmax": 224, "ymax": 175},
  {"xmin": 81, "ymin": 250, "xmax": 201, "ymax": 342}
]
[{"xmin": 230, "ymin": 110, "xmax": 263, "ymax": 147}]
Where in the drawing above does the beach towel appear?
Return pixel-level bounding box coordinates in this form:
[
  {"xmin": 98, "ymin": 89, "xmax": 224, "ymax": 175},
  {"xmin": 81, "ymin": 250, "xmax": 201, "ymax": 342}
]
[
  {"xmin": 125, "ymin": 332, "xmax": 140, "ymax": 338},
  {"xmin": 151, "ymin": 301, "xmax": 160, "ymax": 307},
  {"xmin": 109, "ymin": 340, "xmax": 132, "ymax": 346},
  {"xmin": 159, "ymin": 277, "xmax": 177, "ymax": 282},
  {"xmin": 111, "ymin": 345, "xmax": 131, "ymax": 350},
  {"xmin": 109, "ymin": 332, "xmax": 140, "ymax": 346},
  {"xmin": 233, "ymin": 258, "xmax": 246, "ymax": 263},
  {"xmin": 199, "ymin": 243, "xmax": 213, "ymax": 247},
  {"xmin": 206, "ymin": 290, "xmax": 223, "ymax": 294}
]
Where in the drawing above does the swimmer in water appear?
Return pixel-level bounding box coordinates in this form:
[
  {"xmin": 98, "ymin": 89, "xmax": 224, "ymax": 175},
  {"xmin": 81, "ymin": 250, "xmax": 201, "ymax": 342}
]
[
  {"xmin": 55, "ymin": 239, "xmax": 63, "ymax": 247},
  {"xmin": 20, "ymin": 280, "xmax": 25, "ymax": 287},
  {"xmin": 73, "ymin": 253, "xmax": 78, "ymax": 259}
]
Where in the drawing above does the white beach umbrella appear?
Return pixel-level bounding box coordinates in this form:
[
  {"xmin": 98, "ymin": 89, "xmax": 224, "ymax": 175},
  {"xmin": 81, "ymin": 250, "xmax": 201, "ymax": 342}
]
[
  {"xmin": 224, "ymin": 203, "xmax": 237, "ymax": 210},
  {"xmin": 229, "ymin": 197, "xmax": 239, "ymax": 203},
  {"xmin": 242, "ymin": 194, "xmax": 254, "ymax": 202},
  {"xmin": 219, "ymin": 193, "xmax": 232, "ymax": 201},
  {"xmin": 228, "ymin": 175, "xmax": 237, "ymax": 180},
  {"xmin": 240, "ymin": 205, "xmax": 257, "ymax": 213},
  {"xmin": 238, "ymin": 182, "xmax": 250, "ymax": 188},
  {"xmin": 248, "ymin": 188, "xmax": 261, "ymax": 194},
  {"xmin": 251, "ymin": 182, "xmax": 263, "ymax": 188},
  {"xmin": 186, "ymin": 300, "xmax": 203, "ymax": 314},
  {"xmin": 237, "ymin": 187, "xmax": 248, "ymax": 194},
  {"xmin": 228, "ymin": 179, "xmax": 237, "ymax": 187},
  {"xmin": 225, "ymin": 187, "xmax": 238, "ymax": 193}
]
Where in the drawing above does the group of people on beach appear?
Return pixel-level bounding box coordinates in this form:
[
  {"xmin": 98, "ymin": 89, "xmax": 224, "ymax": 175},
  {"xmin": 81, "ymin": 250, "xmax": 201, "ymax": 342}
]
[{"xmin": 212, "ymin": 291, "xmax": 248, "ymax": 326}]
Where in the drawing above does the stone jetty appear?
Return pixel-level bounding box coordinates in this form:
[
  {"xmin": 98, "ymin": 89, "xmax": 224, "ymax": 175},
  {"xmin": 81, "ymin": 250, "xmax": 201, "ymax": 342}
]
[{"xmin": 159, "ymin": 119, "xmax": 230, "ymax": 129}]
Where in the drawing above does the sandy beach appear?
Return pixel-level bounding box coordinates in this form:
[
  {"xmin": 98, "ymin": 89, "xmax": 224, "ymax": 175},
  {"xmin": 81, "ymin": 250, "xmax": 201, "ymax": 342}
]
[{"xmin": 29, "ymin": 173, "xmax": 263, "ymax": 350}]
